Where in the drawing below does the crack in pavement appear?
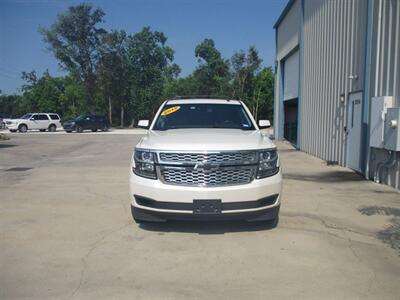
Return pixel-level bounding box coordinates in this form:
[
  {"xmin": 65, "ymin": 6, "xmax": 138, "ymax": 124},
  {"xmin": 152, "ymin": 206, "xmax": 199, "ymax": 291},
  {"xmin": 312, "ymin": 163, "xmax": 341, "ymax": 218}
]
[
  {"xmin": 67, "ymin": 222, "xmax": 132, "ymax": 300},
  {"xmin": 282, "ymin": 212, "xmax": 380, "ymax": 296},
  {"xmin": 281, "ymin": 212, "xmax": 373, "ymax": 238}
]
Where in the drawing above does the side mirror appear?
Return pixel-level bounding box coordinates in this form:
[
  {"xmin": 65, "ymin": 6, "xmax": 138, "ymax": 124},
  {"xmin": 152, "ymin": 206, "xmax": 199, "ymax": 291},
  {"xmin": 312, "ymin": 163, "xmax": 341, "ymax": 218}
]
[
  {"xmin": 258, "ymin": 120, "xmax": 271, "ymax": 129},
  {"xmin": 138, "ymin": 120, "xmax": 150, "ymax": 129}
]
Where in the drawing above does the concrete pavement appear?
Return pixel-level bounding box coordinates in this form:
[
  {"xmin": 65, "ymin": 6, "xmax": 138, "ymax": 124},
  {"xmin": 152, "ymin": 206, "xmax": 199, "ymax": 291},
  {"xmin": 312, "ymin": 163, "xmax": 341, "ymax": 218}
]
[{"xmin": 0, "ymin": 134, "xmax": 399, "ymax": 299}]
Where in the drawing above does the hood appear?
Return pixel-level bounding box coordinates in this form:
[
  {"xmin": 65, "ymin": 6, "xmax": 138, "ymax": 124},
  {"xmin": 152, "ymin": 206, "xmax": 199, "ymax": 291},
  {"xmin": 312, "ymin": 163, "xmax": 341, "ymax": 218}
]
[
  {"xmin": 4, "ymin": 118, "xmax": 24, "ymax": 123},
  {"xmin": 137, "ymin": 129, "xmax": 275, "ymax": 151},
  {"xmin": 63, "ymin": 119, "xmax": 76, "ymax": 124}
]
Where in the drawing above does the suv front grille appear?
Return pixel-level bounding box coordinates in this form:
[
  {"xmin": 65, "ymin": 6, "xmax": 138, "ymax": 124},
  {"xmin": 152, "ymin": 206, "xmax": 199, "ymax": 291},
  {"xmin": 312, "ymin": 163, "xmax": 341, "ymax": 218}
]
[
  {"xmin": 157, "ymin": 151, "xmax": 258, "ymax": 187},
  {"xmin": 159, "ymin": 165, "xmax": 256, "ymax": 187},
  {"xmin": 158, "ymin": 151, "xmax": 257, "ymax": 165}
]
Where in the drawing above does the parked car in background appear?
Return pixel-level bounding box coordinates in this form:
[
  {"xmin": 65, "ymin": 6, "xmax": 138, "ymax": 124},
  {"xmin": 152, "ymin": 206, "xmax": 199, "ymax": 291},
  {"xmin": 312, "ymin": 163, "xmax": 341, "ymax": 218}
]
[
  {"xmin": 63, "ymin": 115, "xmax": 110, "ymax": 133},
  {"xmin": 6, "ymin": 113, "xmax": 61, "ymax": 133}
]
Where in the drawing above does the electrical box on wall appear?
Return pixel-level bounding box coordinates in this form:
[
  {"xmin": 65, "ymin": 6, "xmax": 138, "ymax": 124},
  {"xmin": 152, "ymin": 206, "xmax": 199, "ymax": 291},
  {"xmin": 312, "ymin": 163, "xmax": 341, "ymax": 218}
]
[
  {"xmin": 370, "ymin": 96, "xmax": 393, "ymax": 148},
  {"xmin": 384, "ymin": 107, "xmax": 400, "ymax": 151}
]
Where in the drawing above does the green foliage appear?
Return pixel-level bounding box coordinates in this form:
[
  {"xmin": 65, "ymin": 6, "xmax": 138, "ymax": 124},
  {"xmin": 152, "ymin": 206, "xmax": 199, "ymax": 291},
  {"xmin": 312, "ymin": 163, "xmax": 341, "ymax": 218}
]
[
  {"xmin": 126, "ymin": 27, "xmax": 176, "ymax": 123},
  {"xmin": 40, "ymin": 3, "xmax": 106, "ymax": 109},
  {"xmin": 1, "ymin": 5, "xmax": 275, "ymax": 126},
  {"xmin": 193, "ymin": 39, "xmax": 230, "ymax": 96}
]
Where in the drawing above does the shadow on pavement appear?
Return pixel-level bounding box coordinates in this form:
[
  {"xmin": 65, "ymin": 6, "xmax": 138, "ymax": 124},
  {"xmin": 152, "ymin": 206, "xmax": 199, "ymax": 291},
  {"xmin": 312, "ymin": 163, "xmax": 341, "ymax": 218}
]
[
  {"xmin": 138, "ymin": 219, "xmax": 278, "ymax": 234},
  {"xmin": 283, "ymin": 170, "xmax": 364, "ymax": 183},
  {"xmin": 359, "ymin": 206, "xmax": 400, "ymax": 252},
  {"xmin": 0, "ymin": 144, "xmax": 18, "ymax": 149}
]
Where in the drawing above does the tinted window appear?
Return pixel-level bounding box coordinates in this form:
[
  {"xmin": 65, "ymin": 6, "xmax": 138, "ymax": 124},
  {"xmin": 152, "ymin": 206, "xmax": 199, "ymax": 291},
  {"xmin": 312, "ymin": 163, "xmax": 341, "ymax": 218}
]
[
  {"xmin": 31, "ymin": 114, "xmax": 40, "ymax": 120},
  {"xmin": 153, "ymin": 103, "xmax": 255, "ymax": 131},
  {"xmin": 37, "ymin": 114, "xmax": 49, "ymax": 120},
  {"xmin": 49, "ymin": 114, "xmax": 60, "ymax": 120},
  {"xmin": 94, "ymin": 116, "xmax": 107, "ymax": 122},
  {"xmin": 21, "ymin": 114, "xmax": 33, "ymax": 119}
]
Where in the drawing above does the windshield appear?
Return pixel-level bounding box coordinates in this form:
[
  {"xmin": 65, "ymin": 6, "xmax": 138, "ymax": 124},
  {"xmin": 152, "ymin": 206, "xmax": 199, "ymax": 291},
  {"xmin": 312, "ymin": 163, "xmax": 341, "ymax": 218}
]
[
  {"xmin": 20, "ymin": 114, "xmax": 32, "ymax": 119},
  {"xmin": 76, "ymin": 115, "xmax": 86, "ymax": 120},
  {"xmin": 153, "ymin": 103, "xmax": 255, "ymax": 131}
]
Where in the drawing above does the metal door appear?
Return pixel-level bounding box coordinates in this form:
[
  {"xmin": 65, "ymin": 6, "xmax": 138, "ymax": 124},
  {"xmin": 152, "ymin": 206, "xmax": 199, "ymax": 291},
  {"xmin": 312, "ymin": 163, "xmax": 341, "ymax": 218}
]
[
  {"xmin": 345, "ymin": 92, "xmax": 363, "ymax": 172},
  {"xmin": 29, "ymin": 114, "xmax": 41, "ymax": 129}
]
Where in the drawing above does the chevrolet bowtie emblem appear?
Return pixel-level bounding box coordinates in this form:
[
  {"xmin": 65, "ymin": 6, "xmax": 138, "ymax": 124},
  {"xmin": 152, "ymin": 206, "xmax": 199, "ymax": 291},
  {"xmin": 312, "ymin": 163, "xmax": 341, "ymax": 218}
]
[{"xmin": 193, "ymin": 160, "xmax": 219, "ymax": 173}]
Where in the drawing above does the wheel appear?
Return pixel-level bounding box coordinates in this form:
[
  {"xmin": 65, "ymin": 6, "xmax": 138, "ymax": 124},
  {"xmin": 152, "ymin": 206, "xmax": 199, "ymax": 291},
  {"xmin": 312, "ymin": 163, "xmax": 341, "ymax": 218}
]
[
  {"xmin": 9, "ymin": 129, "xmax": 17, "ymax": 133},
  {"xmin": 76, "ymin": 126, "xmax": 83, "ymax": 133},
  {"xmin": 39, "ymin": 129, "xmax": 46, "ymax": 132},
  {"xmin": 18, "ymin": 124, "xmax": 27, "ymax": 133},
  {"xmin": 66, "ymin": 130, "xmax": 73, "ymax": 133},
  {"xmin": 91, "ymin": 128, "xmax": 97, "ymax": 132},
  {"xmin": 48, "ymin": 124, "xmax": 56, "ymax": 132}
]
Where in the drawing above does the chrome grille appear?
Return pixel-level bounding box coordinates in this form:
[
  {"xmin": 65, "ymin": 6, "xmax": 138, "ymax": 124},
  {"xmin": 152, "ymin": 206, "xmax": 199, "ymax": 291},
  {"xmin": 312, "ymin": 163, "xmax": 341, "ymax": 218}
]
[
  {"xmin": 158, "ymin": 151, "xmax": 257, "ymax": 164},
  {"xmin": 159, "ymin": 166, "xmax": 255, "ymax": 187}
]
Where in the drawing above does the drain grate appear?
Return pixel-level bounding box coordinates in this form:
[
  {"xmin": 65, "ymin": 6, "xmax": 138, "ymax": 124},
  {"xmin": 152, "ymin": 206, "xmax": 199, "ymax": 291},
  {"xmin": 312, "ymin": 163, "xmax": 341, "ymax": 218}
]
[{"xmin": 5, "ymin": 167, "xmax": 32, "ymax": 172}]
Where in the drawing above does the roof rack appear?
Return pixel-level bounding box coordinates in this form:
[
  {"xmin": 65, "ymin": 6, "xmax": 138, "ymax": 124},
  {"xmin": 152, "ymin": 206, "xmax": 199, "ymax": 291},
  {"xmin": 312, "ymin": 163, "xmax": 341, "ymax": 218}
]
[{"xmin": 167, "ymin": 95, "xmax": 238, "ymax": 101}]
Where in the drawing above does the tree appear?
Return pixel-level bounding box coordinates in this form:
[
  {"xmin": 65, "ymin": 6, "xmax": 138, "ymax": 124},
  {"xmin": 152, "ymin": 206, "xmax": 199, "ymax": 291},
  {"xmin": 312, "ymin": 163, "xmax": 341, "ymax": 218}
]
[
  {"xmin": 252, "ymin": 67, "xmax": 274, "ymax": 121},
  {"xmin": 98, "ymin": 30, "xmax": 130, "ymax": 126},
  {"xmin": 40, "ymin": 3, "xmax": 107, "ymax": 110},
  {"xmin": 231, "ymin": 46, "xmax": 262, "ymax": 101},
  {"xmin": 126, "ymin": 27, "xmax": 175, "ymax": 124},
  {"xmin": 193, "ymin": 39, "xmax": 230, "ymax": 96}
]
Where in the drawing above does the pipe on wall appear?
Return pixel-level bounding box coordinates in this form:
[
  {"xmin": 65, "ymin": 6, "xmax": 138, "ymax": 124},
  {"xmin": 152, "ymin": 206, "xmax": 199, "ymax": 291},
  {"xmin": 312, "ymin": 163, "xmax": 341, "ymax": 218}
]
[{"xmin": 374, "ymin": 150, "xmax": 397, "ymax": 183}]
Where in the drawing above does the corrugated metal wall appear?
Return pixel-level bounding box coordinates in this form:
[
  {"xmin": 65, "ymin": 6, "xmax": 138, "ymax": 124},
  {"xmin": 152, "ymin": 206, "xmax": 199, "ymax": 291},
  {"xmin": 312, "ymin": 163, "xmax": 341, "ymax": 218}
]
[
  {"xmin": 274, "ymin": 0, "xmax": 400, "ymax": 190},
  {"xmin": 300, "ymin": 0, "xmax": 367, "ymax": 165},
  {"xmin": 368, "ymin": 0, "xmax": 400, "ymax": 189},
  {"xmin": 276, "ymin": 0, "xmax": 301, "ymax": 60},
  {"xmin": 274, "ymin": 0, "xmax": 300, "ymax": 140}
]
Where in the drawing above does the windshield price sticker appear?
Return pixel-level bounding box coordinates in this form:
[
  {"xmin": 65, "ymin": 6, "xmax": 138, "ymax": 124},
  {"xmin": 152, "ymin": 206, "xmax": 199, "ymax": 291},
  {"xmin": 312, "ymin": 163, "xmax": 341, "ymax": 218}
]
[{"xmin": 161, "ymin": 106, "xmax": 180, "ymax": 116}]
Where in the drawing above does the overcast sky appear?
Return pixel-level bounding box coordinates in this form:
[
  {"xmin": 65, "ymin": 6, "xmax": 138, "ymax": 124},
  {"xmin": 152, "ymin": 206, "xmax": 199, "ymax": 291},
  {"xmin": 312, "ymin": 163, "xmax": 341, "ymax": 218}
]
[{"xmin": 0, "ymin": 0, "xmax": 287, "ymax": 94}]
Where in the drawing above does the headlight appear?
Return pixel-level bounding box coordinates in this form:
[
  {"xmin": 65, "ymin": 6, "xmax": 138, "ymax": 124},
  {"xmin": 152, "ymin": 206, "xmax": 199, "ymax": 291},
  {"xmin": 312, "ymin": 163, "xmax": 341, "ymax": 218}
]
[
  {"xmin": 132, "ymin": 149, "xmax": 157, "ymax": 179},
  {"xmin": 256, "ymin": 149, "xmax": 279, "ymax": 178}
]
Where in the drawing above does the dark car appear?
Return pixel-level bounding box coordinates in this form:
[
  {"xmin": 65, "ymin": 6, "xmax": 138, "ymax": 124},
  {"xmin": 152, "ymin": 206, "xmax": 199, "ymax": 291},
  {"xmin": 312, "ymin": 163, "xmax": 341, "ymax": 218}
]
[{"xmin": 63, "ymin": 115, "xmax": 110, "ymax": 133}]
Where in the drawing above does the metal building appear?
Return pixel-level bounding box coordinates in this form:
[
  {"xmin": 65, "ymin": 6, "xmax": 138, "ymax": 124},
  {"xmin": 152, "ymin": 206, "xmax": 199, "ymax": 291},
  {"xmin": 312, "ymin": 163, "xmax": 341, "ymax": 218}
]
[{"xmin": 274, "ymin": 0, "xmax": 400, "ymax": 190}]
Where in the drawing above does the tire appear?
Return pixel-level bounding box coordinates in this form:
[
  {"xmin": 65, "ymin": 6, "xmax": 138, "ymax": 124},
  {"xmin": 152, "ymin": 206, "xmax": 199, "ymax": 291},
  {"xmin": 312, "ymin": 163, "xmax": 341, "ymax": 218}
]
[
  {"xmin": 39, "ymin": 129, "xmax": 46, "ymax": 132},
  {"xmin": 66, "ymin": 130, "xmax": 73, "ymax": 133},
  {"xmin": 9, "ymin": 129, "xmax": 17, "ymax": 133},
  {"xmin": 76, "ymin": 126, "xmax": 83, "ymax": 133},
  {"xmin": 91, "ymin": 128, "xmax": 97, "ymax": 132},
  {"xmin": 48, "ymin": 124, "xmax": 56, "ymax": 132},
  {"xmin": 18, "ymin": 124, "xmax": 27, "ymax": 133}
]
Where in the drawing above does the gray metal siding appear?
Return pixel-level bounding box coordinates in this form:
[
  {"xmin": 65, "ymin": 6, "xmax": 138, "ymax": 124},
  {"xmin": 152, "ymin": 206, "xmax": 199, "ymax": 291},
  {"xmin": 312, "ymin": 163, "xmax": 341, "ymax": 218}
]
[
  {"xmin": 274, "ymin": 0, "xmax": 399, "ymax": 190},
  {"xmin": 274, "ymin": 0, "xmax": 301, "ymax": 139},
  {"xmin": 300, "ymin": 0, "xmax": 367, "ymax": 165},
  {"xmin": 276, "ymin": 0, "xmax": 301, "ymax": 60},
  {"xmin": 283, "ymin": 50, "xmax": 299, "ymax": 100},
  {"xmin": 368, "ymin": 0, "xmax": 400, "ymax": 189}
]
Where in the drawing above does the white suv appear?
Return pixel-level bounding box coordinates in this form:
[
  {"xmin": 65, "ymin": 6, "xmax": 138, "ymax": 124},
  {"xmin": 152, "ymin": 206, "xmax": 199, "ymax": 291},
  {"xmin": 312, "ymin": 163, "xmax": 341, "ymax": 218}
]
[
  {"xmin": 130, "ymin": 98, "xmax": 282, "ymax": 224},
  {"xmin": 6, "ymin": 113, "xmax": 61, "ymax": 133}
]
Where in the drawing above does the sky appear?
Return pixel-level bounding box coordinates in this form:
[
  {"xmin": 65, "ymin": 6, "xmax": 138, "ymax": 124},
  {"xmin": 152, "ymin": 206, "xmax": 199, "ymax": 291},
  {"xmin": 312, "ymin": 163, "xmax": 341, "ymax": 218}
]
[{"xmin": 0, "ymin": 0, "xmax": 287, "ymax": 94}]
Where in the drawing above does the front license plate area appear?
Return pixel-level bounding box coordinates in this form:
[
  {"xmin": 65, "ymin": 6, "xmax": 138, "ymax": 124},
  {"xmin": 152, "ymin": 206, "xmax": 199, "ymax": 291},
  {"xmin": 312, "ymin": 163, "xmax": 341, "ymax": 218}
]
[{"xmin": 193, "ymin": 200, "xmax": 222, "ymax": 214}]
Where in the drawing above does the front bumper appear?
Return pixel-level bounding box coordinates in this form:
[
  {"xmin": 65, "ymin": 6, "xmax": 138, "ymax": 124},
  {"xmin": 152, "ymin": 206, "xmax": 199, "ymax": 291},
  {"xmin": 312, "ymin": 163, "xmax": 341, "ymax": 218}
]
[
  {"xmin": 6, "ymin": 123, "xmax": 18, "ymax": 130},
  {"xmin": 132, "ymin": 204, "xmax": 280, "ymax": 222},
  {"xmin": 63, "ymin": 124, "xmax": 76, "ymax": 130},
  {"xmin": 130, "ymin": 169, "xmax": 282, "ymax": 221}
]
